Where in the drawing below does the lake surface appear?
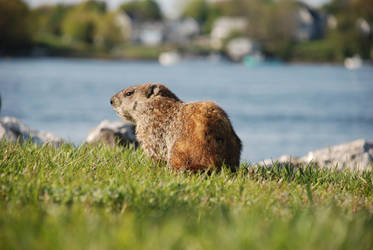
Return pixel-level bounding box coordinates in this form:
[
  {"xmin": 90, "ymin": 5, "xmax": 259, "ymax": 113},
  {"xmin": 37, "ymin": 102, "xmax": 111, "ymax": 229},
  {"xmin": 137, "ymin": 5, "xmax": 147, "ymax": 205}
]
[{"xmin": 1, "ymin": 58, "xmax": 372, "ymax": 162}]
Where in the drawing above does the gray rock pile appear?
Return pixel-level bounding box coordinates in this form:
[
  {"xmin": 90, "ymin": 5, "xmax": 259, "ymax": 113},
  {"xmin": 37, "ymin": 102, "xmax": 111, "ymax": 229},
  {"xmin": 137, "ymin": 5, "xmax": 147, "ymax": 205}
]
[
  {"xmin": 260, "ymin": 139, "xmax": 373, "ymax": 171},
  {"xmin": 0, "ymin": 116, "xmax": 63, "ymax": 146},
  {"xmin": 86, "ymin": 120, "xmax": 137, "ymax": 147}
]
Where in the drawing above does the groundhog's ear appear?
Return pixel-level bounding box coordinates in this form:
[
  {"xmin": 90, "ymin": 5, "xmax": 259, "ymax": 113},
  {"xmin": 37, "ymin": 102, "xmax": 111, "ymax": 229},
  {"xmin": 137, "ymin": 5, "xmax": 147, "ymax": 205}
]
[
  {"xmin": 146, "ymin": 85, "xmax": 158, "ymax": 98},
  {"xmin": 146, "ymin": 84, "xmax": 180, "ymax": 100}
]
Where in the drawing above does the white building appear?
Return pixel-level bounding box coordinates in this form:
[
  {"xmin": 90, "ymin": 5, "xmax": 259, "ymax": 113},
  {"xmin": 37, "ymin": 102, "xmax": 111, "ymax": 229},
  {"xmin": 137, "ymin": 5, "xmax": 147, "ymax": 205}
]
[
  {"xmin": 210, "ymin": 17, "xmax": 248, "ymax": 49},
  {"xmin": 165, "ymin": 18, "xmax": 200, "ymax": 44},
  {"xmin": 131, "ymin": 22, "xmax": 165, "ymax": 46}
]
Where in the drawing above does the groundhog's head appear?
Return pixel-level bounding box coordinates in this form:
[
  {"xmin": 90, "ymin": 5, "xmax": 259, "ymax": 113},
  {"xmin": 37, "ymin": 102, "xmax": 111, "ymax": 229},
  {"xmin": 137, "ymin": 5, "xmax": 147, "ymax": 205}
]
[{"xmin": 110, "ymin": 83, "xmax": 180, "ymax": 123}]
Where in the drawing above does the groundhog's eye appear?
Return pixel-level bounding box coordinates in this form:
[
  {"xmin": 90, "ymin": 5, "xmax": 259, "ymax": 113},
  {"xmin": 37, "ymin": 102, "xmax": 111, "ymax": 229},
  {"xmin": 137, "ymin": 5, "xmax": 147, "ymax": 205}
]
[{"xmin": 126, "ymin": 90, "xmax": 135, "ymax": 97}]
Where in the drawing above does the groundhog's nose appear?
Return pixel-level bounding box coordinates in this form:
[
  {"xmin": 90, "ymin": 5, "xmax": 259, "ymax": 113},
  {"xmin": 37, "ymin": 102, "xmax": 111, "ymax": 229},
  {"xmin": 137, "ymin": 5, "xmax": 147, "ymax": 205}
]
[{"xmin": 110, "ymin": 96, "xmax": 115, "ymax": 106}]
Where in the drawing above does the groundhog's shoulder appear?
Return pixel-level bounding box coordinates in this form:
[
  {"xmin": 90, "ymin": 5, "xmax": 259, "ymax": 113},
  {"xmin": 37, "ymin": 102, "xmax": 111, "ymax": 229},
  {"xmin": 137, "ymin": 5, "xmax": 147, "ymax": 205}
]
[
  {"xmin": 175, "ymin": 101, "xmax": 238, "ymax": 146},
  {"xmin": 181, "ymin": 101, "xmax": 223, "ymax": 115},
  {"xmin": 180, "ymin": 101, "xmax": 230, "ymax": 127}
]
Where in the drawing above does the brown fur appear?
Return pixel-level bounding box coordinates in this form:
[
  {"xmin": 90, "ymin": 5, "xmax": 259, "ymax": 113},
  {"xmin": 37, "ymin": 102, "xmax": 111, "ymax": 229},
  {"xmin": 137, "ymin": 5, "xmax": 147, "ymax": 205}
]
[{"xmin": 110, "ymin": 83, "xmax": 241, "ymax": 171}]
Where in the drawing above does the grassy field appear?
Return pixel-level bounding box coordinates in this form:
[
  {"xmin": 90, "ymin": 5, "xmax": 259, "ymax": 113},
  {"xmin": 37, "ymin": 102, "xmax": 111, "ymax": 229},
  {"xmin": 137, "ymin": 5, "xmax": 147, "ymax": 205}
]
[{"xmin": 0, "ymin": 140, "xmax": 372, "ymax": 250}]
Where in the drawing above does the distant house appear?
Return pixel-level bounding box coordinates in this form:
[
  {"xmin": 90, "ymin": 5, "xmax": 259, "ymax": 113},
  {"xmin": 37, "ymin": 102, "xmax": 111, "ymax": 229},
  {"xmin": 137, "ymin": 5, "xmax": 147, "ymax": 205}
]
[
  {"xmin": 125, "ymin": 16, "xmax": 200, "ymax": 46},
  {"xmin": 327, "ymin": 15, "xmax": 338, "ymax": 30},
  {"xmin": 210, "ymin": 17, "xmax": 248, "ymax": 49},
  {"xmin": 165, "ymin": 18, "xmax": 200, "ymax": 45},
  {"xmin": 294, "ymin": 6, "xmax": 327, "ymax": 41},
  {"xmin": 226, "ymin": 37, "xmax": 260, "ymax": 61},
  {"xmin": 357, "ymin": 18, "xmax": 371, "ymax": 36},
  {"xmin": 131, "ymin": 22, "xmax": 165, "ymax": 46}
]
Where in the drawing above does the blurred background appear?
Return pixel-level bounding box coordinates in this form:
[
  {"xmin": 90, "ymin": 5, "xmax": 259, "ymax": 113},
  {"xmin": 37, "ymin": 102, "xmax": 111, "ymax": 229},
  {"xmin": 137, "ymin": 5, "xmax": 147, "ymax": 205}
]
[{"xmin": 0, "ymin": 0, "xmax": 372, "ymax": 162}]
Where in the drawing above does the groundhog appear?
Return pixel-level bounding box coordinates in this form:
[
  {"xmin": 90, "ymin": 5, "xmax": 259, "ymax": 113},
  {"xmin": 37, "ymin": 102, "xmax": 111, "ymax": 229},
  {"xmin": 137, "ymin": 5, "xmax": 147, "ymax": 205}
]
[{"xmin": 110, "ymin": 83, "xmax": 241, "ymax": 171}]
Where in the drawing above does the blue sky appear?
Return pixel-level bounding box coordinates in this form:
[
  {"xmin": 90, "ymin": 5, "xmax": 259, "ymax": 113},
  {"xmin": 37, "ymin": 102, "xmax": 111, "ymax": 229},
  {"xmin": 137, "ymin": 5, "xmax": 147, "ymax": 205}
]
[{"xmin": 25, "ymin": 0, "xmax": 331, "ymax": 18}]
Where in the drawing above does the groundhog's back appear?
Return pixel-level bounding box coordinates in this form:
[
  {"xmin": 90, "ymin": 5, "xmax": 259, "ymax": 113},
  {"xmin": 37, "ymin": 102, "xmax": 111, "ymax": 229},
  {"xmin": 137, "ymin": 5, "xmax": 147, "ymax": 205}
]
[{"xmin": 170, "ymin": 101, "xmax": 241, "ymax": 171}]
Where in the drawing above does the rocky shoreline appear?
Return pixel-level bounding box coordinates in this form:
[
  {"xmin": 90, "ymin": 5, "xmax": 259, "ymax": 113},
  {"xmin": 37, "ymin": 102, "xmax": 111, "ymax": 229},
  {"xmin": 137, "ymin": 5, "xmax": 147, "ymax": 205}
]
[
  {"xmin": 1, "ymin": 116, "xmax": 372, "ymax": 171},
  {"xmin": 0, "ymin": 117, "xmax": 63, "ymax": 147},
  {"xmin": 259, "ymin": 139, "xmax": 373, "ymax": 171}
]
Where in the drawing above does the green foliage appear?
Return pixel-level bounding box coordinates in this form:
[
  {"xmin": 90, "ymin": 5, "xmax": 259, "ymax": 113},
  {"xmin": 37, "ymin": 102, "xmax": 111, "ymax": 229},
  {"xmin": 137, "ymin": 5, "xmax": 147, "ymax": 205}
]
[
  {"xmin": 61, "ymin": 2, "xmax": 103, "ymax": 44},
  {"xmin": 62, "ymin": 12, "xmax": 98, "ymax": 44},
  {"xmin": 182, "ymin": 0, "xmax": 210, "ymax": 24},
  {"xmin": 31, "ymin": 1, "xmax": 106, "ymax": 43},
  {"xmin": 120, "ymin": 0, "xmax": 162, "ymax": 21},
  {"xmin": 215, "ymin": 0, "xmax": 251, "ymax": 17},
  {"xmin": 79, "ymin": 0, "xmax": 107, "ymax": 13},
  {"xmin": 290, "ymin": 40, "xmax": 341, "ymax": 62},
  {"xmin": 120, "ymin": 44, "xmax": 162, "ymax": 59},
  {"xmin": 31, "ymin": 4, "xmax": 72, "ymax": 36},
  {"xmin": 203, "ymin": 0, "xmax": 297, "ymax": 60},
  {"xmin": 182, "ymin": 0, "xmax": 228, "ymax": 34},
  {"xmin": 323, "ymin": 0, "xmax": 373, "ymax": 60},
  {"xmin": 220, "ymin": 0, "xmax": 297, "ymax": 60},
  {"xmin": 325, "ymin": 0, "xmax": 373, "ymax": 21},
  {"xmin": 202, "ymin": 4, "xmax": 222, "ymax": 33},
  {"xmin": 95, "ymin": 12, "xmax": 130, "ymax": 50},
  {"xmin": 1, "ymin": 0, "xmax": 372, "ymax": 61},
  {"xmin": 212, "ymin": 0, "xmax": 372, "ymax": 61},
  {"xmin": 260, "ymin": 0, "xmax": 297, "ymax": 58},
  {"xmin": 0, "ymin": 0, "xmax": 31, "ymax": 51},
  {"xmin": 0, "ymin": 140, "xmax": 373, "ymax": 250},
  {"xmin": 30, "ymin": 0, "xmax": 129, "ymax": 51}
]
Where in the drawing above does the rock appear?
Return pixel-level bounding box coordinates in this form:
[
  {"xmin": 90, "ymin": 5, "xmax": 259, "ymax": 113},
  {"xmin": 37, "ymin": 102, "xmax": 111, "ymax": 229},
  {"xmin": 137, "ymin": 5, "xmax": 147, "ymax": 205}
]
[
  {"xmin": 259, "ymin": 139, "xmax": 373, "ymax": 171},
  {"xmin": 299, "ymin": 139, "xmax": 373, "ymax": 171},
  {"xmin": 86, "ymin": 120, "xmax": 137, "ymax": 148},
  {"xmin": 260, "ymin": 155, "xmax": 297, "ymax": 166},
  {"xmin": 0, "ymin": 116, "xmax": 63, "ymax": 146}
]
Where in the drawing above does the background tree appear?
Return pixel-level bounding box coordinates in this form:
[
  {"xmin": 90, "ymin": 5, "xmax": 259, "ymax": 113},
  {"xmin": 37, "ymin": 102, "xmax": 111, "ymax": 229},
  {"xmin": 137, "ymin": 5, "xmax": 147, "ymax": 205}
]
[
  {"xmin": 323, "ymin": 0, "xmax": 373, "ymax": 59},
  {"xmin": 182, "ymin": 0, "xmax": 225, "ymax": 33},
  {"xmin": 61, "ymin": 1, "xmax": 106, "ymax": 44},
  {"xmin": 215, "ymin": 0, "xmax": 250, "ymax": 17},
  {"xmin": 62, "ymin": 12, "xmax": 98, "ymax": 44},
  {"xmin": 95, "ymin": 12, "xmax": 131, "ymax": 50},
  {"xmin": 0, "ymin": 0, "xmax": 31, "ymax": 52},
  {"xmin": 208, "ymin": 0, "xmax": 297, "ymax": 59},
  {"xmin": 182, "ymin": 0, "xmax": 209, "ymax": 23},
  {"xmin": 255, "ymin": 0, "xmax": 297, "ymax": 59},
  {"xmin": 120, "ymin": 0, "xmax": 162, "ymax": 21},
  {"xmin": 81, "ymin": 0, "xmax": 106, "ymax": 13},
  {"xmin": 31, "ymin": 4, "xmax": 72, "ymax": 37}
]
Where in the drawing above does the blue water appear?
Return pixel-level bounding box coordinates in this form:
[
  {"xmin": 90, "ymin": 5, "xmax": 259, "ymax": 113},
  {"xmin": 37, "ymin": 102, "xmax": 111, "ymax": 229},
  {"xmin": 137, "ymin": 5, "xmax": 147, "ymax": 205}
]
[{"xmin": 1, "ymin": 58, "xmax": 372, "ymax": 162}]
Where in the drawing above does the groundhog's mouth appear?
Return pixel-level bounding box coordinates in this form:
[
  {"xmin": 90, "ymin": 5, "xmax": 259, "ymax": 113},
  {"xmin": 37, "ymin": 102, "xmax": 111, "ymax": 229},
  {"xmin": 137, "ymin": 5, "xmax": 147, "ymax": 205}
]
[{"xmin": 117, "ymin": 110, "xmax": 135, "ymax": 123}]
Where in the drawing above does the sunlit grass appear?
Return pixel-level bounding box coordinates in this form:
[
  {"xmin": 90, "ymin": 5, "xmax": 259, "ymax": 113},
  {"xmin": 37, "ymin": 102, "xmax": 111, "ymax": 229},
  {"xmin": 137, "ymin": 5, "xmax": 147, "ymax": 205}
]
[{"xmin": 1, "ymin": 140, "xmax": 372, "ymax": 250}]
